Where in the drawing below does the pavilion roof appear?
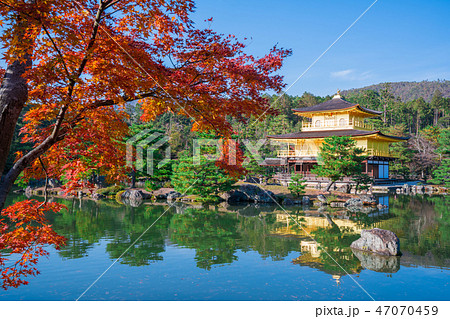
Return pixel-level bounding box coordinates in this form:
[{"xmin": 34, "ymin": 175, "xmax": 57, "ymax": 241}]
[
  {"xmin": 267, "ymin": 129, "xmax": 409, "ymax": 141},
  {"xmin": 292, "ymin": 97, "xmax": 382, "ymax": 116}
]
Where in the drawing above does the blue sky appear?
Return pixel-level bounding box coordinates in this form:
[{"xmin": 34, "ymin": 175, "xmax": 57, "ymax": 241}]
[{"xmin": 191, "ymin": 0, "xmax": 450, "ymax": 97}]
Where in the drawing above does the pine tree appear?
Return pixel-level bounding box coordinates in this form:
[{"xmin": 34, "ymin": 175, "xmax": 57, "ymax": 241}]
[
  {"xmin": 172, "ymin": 151, "xmax": 237, "ymax": 201},
  {"xmin": 288, "ymin": 174, "xmax": 306, "ymax": 198},
  {"xmin": 312, "ymin": 136, "xmax": 366, "ymax": 192},
  {"xmin": 171, "ymin": 132, "xmax": 243, "ymax": 201},
  {"xmin": 431, "ymin": 90, "xmax": 445, "ymax": 126},
  {"xmin": 431, "ymin": 129, "xmax": 450, "ymax": 187},
  {"xmin": 431, "ymin": 159, "xmax": 450, "ymax": 187},
  {"xmin": 352, "ymin": 173, "xmax": 373, "ymax": 193}
]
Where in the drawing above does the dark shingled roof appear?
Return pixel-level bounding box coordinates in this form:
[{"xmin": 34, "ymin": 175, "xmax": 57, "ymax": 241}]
[
  {"xmin": 292, "ymin": 97, "xmax": 382, "ymax": 115},
  {"xmin": 268, "ymin": 129, "xmax": 409, "ymax": 140},
  {"xmin": 260, "ymin": 158, "xmax": 287, "ymax": 166}
]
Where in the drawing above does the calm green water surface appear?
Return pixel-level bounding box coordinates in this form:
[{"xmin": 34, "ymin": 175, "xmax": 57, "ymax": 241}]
[{"xmin": 0, "ymin": 194, "xmax": 448, "ymax": 301}]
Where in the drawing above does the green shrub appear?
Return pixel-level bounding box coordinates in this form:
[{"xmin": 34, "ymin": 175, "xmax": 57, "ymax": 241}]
[
  {"xmin": 162, "ymin": 180, "xmax": 172, "ymax": 188},
  {"xmin": 145, "ymin": 180, "xmax": 159, "ymax": 191},
  {"xmin": 96, "ymin": 185, "xmax": 124, "ymax": 196}
]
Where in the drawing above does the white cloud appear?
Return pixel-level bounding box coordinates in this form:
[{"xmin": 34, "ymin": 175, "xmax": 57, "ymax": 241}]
[
  {"xmin": 330, "ymin": 69, "xmax": 373, "ymax": 81},
  {"xmin": 331, "ymin": 69, "xmax": 354, "ymax": 79}
]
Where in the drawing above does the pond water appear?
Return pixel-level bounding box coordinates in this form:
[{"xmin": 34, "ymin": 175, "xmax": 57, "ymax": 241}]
[{"xmin": 0, "ymin": 194, "xmax": 449, "ymax": 301}]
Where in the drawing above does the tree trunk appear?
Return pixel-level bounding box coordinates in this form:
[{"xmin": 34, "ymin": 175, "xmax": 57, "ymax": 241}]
[
  {"xmin": 0, "ymin": 15, "xmax": 35, "ymax": 211},
  {"xmin": 0, "ymin": 135, "xmax": 58, "ymax": 210},
  {"xmin": 416, "ymin": 114, "xmax": 420, "ymax": 135},
  {"xmin": 323, "ymin": 213, "xmax": 338, "ymax": 228},
  {"xmin": 325, "ymin": 181, "xmax": 335, "ymax": 192},
  {"xmin": 0, "ymin": 22, "xmax": 33, "ymax": 174},
  {"xmin": 131, "ymin": 169, "xmax": 136, "ymax": 188}
]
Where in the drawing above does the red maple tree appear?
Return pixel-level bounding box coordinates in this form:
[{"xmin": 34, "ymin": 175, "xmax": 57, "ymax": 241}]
[{"xmin": 0, "ymin": 0, "xmax": 290, "ymax": 289}]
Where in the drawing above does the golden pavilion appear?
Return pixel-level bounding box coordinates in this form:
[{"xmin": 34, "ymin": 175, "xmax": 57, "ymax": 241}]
[{"xmin": 267, "ymin": 91, "xmax": 407, "ymax": 180}]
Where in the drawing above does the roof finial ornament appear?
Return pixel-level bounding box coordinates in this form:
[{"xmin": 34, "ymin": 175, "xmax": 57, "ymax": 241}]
[{"xmin": 332, "ymin": 89, "xmax": 341, "ymax": 99}]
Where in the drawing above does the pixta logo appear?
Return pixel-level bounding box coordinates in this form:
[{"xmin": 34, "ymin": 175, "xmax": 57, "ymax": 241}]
[{"xmin": 126, "ymin": 130, "xmax": 170, "ymax": 175}]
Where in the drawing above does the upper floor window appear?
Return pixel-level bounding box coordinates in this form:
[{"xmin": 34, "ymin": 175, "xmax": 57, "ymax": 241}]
[
  {"xmin": 315, "ymin": 120, "xmax": 321, "ymax": 127},
  {"xmin": 339, "ymin": 118, "xmax": 346, "ymax": 126}
]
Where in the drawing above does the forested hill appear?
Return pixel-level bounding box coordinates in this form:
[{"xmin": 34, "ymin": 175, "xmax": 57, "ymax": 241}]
[{"xmin": 342, "ymin": 80, "xmax": 450, "ymax": 102}]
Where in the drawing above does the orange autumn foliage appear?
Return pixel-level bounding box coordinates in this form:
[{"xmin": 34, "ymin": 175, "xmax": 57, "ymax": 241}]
[
  {"xmin": 0, "ymin": 0, "xmax": 290, "ymax": 288},
  {"xmin": 216, "ymin": 136, "xmax": 246, "ymax": 178},
  {"xmin": 0, "ymin": 200, "xmax": 66, "ymax": 289},
  {"xmin": 0, "ymin": 0, "xmax": 289, "ymax": 193}
]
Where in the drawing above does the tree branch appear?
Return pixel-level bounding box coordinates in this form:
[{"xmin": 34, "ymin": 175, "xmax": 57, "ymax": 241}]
[
  {"xmin": 50, "ymin": 1, "xmax": 105, "ymax": 140},
  {"xmin": 37, "ymin": 156, "xmax": 48, "ymax": 208},
  {"xmin": 41, "ymin": 23, "xmax": 71, "ymax": 78}
]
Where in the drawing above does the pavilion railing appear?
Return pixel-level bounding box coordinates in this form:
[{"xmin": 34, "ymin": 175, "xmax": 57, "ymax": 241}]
[
  {"xmin": 277, "ymin": 150, "xmax": 315, "ymax": 157},
  {"xmin": 301, "ymin": 119, "xmax": 374, "ymax": 130}
]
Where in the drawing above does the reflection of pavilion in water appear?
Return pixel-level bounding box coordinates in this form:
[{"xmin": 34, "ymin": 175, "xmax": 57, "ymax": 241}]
[
  {"xmin": 271, "ymin": 212, "xmax": 370, "ymax": 284},
  {"xmin": 273, "ymin": 212, "xmax": 365, "ymax": 235},
  {"xmin": 272, "ymin": 195, "xmax": 391, "ymax": 236},
  {"xmin": 294, "ymin": 239, "xmax": 361, "ymax": 285}
]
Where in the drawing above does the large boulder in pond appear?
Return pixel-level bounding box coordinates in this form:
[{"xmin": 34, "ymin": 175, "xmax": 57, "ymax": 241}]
[
  {"xmin": 121, "ymin": 189, "xmax": 144, "ymax": 201},
  {"xmin": 122, "ymin": 197, "xmax": 143, "ymax": 207},
  {"xmin": 317, "ymin": 194, "xmax": 327, "ymax": 203},
  {"xmin": 237, "ymin": 184, "xmax": 276, "ymax": 203},
  {"xmin": 347, "ymin": 205, "xmax": 377, "ymax": 214},
  {"xmin": 302, "ymin": 196, "xmax": 311, "ymax": 206},
  {"xmin": 92, "ymin": 192, "xmax": 106, "ymax": 200},
  {"xmin": 359, "ymin": 194, "xmax": 377, "ymax": 205},
  {"xmin": 221, "ymin": 189, "xmax": 249, "ymax": 203},
  {"xmin": 345, "ymin": 197, "xmax": 363, "ymax": 208},
  {"xmin": 282, "ymin": 197, "xmax": 294, "ymax": 206},
  {"xmin": 350, "ymin": 228, "xmax": 401, "ymax": 256},
  {"xmin": 167, "ymin": 191, "xmax": 182, "ymax": 202},
  {"xmin": 121, "ymin": 189, "xmax": 144, "ymax": 207}
]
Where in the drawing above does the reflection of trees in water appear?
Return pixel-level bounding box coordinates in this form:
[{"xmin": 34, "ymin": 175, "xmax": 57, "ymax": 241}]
[
  {"xmin": 168, "ymin": 209, "xmax": 303, "ymax": 268},
  {"xmin": 345, "ymin": 210, "xmax": 395, "ymax": 228},
  {"xmin": 46, "ymin": 198, "xmax": 118, "ymax": 259},
  {"xmin": 169, "ymin": 209, "xmax": 239, "ymax": 270},
  {"xmin": 383, "ymin": 195, "xmax": 449, "ymax": 266},
  {"xmin": 105, "ymin": 205, "xmax": 172, "ymax": 266},
  {"xmin": 235, "ymin": 213, "xmax": 301, "ymax": 261},
  {"xmin": 48, "ymin": 199, "xmax": 172, "ymax": 265},
  {"xmin": 38, "ymin": 194, "xmax": 449, "ymax": 271}
]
